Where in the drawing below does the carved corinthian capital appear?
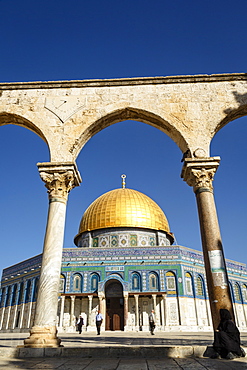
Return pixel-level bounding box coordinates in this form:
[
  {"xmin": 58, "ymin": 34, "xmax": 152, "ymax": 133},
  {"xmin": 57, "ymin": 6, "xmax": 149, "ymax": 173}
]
[
  {"xmin": 37, "ymin": 162, "xmax": 82, "ymax": 202},
  {"xmin": 181, "ymin": 157, "xmax": 220, "ymax": 193}
]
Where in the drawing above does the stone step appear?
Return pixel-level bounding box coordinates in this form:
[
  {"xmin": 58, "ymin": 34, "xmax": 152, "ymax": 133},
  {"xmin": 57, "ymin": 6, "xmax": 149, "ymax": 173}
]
[{"xmin": 0, "ymin": 345, "xmax": 213, "ymax": 359}]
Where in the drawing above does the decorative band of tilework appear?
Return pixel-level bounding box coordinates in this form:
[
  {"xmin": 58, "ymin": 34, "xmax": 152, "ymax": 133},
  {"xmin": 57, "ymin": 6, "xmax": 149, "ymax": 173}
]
[
  {"xmin": 195, "ymin": 187, "xmax": 212, "ymax": 195},
  {"xmin": 77, "ymin": 229, "xmax": 171, "ymax": 248}
]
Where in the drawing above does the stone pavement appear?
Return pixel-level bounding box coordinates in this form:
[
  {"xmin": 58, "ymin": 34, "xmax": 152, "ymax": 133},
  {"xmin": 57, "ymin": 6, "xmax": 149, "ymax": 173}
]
[
  {"xmin": 1, "ymin": 356, "xmax": 247, "ymax": 369},
  {"xmin": 0, "ymin": 331, "xmax": 247, "ymax": 369}
]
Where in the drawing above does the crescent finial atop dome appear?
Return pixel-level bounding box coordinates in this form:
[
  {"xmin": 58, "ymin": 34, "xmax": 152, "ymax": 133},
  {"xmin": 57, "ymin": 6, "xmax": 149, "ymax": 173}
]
[{"xmin": 121, "ymin": 174, "xmax": 126, "ymax": 189}]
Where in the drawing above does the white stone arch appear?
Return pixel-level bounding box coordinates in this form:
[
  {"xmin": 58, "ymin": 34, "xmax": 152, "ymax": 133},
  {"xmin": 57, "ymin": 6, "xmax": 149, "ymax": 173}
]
[
  {"xmin": 98, "ymin": 274, "xmax": 127, "ymax": 294},
  {"xmin": 212, "ymin": 91, "xmax": 247, "ymax": 140},
  {"xmin": 73, "ymin": 107, "xmax": 190, "ymax": 161},
  {"xmin": 0, "ymin": 112, "xmax": 51, "ymax": 155}
]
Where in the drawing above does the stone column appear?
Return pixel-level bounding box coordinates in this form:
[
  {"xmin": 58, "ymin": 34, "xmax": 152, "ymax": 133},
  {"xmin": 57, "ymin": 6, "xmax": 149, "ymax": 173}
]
[
  {"xmin": 98, "ymin": 293, "xmax": 105, "ymax": 331},
  {"xmin": 134, "ymin": 294, "xmax": 139, "ymax": 329},
  {"xmin": 98, "ymin": 294, "xmax": 104, "ymax": 313},
  {"xmin": 88, "ymin": 295, "xmax": 93, "ymax": 326},
  {"xmin": 152, "ymin": 294, "xmax": 157, "ymax": 313},
  {"xmin": 160, "ymin": 294, "xmax": 166, "ymax": 328},
  {"xmin": 12, "ymin": 304, "xmax": 18, "ymax": 330},
  {"xmin": 181, "ymin": 157, "xmax": 234, "ymax": 329},
  {"xmin": 6, "ymin": 286, "xmax": 14, "ymax": 330},
  {"xmin": 27, "ymin": 279, "xmax": 36, "ymax": 329},
  {"xmin": 19, "ymin": 302, "xmax": 25, "ymax": 329},
  {"xmin": 24, "ymin": 162, "xmax": 81, "ymax": 348},
  {"xmin": 123, "ymin": 293, "xmax": 129, "ymax": 328},
  {"xmin": 0, "ymin": 289, "xmax": 7, "ymax": 330},
  {"xmin": 5, "ymin": 306, "xmax": 11, "ymax": 330},
  {"xmin": 59, "ymin": 296, "xmax": 65, "ymax": 328},
  {"xmin": 70, "ymin": 296, "xmax": 75, "ymax": 327}
]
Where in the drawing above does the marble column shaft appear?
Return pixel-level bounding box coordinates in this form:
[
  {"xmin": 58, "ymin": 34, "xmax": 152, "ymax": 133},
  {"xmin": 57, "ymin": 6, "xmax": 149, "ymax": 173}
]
[
  {"xmin": 88, "ymin": 295, "xmax": 93, "ymax": 326},
  {"xmin": 181, "ymin": 157, "xmax": 234, "ymax": 329},
  {"xmin": 124, "ymin": 294, "xmax": 128, "ymax": 327},
  {"xmin": 152, "ymin": 294, "xmax": 157, "ymax": 318},
  {"xmin": 59, "ymin": 296, "xmax": 65, "ymax": 328},
  {"xmin": 134, "ymin": 295, "xmax": 139, "ymax": 327},
  {"xmin": 161, "ymin": 294, "xmax": 166, "ymax": 327},
  {"xmin": 24, "ymin": 162, "xmax": 81, "ymax": 348},
  {"xmin": 70, "ymin": 296, "xmax": 75, "ymax": 326}
]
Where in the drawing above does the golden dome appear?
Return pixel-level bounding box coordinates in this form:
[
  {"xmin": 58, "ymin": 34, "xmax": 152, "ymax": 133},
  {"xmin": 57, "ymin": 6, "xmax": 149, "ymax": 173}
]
[{"xmin": 77, "ymin": 188, "xmax": 170, "ymax": 234}]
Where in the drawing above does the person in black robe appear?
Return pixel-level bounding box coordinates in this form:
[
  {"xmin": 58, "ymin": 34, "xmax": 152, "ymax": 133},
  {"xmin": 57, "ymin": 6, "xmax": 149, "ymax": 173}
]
[
  {"xmin": 212, "ymin": 308, "xmax": 245, "ymax": 359},
  {"xmin": 77, "ymin": 315, "xmax": 84, "ymax": 334}
]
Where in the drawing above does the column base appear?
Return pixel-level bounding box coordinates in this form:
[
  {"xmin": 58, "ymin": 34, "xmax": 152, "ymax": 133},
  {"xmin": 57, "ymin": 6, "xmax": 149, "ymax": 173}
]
[{"xmin": 23, "ymin": 326, "xmax": 62, "ymax": 348}]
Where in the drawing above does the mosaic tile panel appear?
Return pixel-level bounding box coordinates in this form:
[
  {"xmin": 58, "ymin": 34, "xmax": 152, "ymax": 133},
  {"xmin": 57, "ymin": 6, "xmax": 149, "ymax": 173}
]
[
  {"xmin": 158, "ymin": 235, "xmax": 167, "ymax": 246},
  {"xmin": 99, "ymin": 236, "xmax": 109, "ymax": 248},
  {"xmin": 119, "ymin": 234, "xmax": 128, "ymax": 247},
  {"xmin": 110, "ymin": 235, "xmax": 118, "ymax": 247},
  {"xmin": 93, "ymin": 237, "xmax": 98, "ymax": 247},
  {"xmin": 160, "ymin": 270, "xmax": 165, "ymax": 290},
  {"xmin": 83, "ymin": 273, "xmax": 88, "ymax": 292},
  {"xmin": 138, "ymin": 235, "xmax": 149, "ymax": 247},
  {"xmin": 130, "ymin": 234, "xmax": 137, "ymax": 246},
  {"xmin": 142, "ymin": 272, "xmax": 147, "ymax": 290}
]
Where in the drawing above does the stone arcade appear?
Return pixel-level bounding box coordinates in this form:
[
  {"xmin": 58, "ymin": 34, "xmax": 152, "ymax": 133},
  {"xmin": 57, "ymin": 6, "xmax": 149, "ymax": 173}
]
[{"xmin": 0, "ymin": 73, "xmax": 247, "ymax": 346}]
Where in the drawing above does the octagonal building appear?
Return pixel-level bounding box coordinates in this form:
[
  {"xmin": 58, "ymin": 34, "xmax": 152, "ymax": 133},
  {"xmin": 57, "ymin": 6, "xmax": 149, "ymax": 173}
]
[{"xmin": 1, "ymin": 184, "xmax": 247, "ymax": 333}]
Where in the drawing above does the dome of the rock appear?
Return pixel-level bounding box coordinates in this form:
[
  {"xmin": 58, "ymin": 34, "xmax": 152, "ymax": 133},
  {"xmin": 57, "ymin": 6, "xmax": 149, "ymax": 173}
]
[{"xmin": 76, "ymin": 188, "xmax": 171, "ymax": 235}]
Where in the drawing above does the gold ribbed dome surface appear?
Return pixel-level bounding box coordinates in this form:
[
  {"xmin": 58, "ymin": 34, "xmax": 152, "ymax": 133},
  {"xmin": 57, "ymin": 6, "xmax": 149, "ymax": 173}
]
[{"xmin": 78, "ymin": 188, "xmax": 170, "ymax": 233}]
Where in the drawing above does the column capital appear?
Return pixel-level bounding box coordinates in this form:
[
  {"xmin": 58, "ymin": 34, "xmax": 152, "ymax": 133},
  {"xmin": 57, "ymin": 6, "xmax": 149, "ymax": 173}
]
[
  {"xmin": 181, "ymin": 157, "xmax": 220, "ymax": 193},
  {"xmin": 70, "ymin": 295, "xmax": 76, "ymax": 301},
  {"xmin": 88, "ymin": 295, "xmax": 93, "ymax": 301},
  {"xmin": 98, "ymin": 292, "xmax": 105, "ymax": 300},
  {"xmin": 37, "ymin": 162, "xmax": 82, "ymax": 203}
]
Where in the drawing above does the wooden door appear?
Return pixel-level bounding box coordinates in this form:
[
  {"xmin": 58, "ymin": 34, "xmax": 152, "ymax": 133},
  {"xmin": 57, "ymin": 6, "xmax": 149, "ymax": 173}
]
[
  {"xmin": 106, "ymin": 297, "xmax": 124, "ymax": 330},
  {"xmin": 113, "ymin": 313, "xmax": 121, "ymax": 330}
]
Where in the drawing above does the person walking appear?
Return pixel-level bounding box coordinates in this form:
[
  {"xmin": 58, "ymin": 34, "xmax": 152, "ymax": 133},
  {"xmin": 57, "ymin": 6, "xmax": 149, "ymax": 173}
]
[
  {"xmin": 149, "ymin": 309, "xmax": 156, "ymax": 335},
  {"xmin": 96, "ymin": 310, "xmax": 103, "ymax": 335},
  {"xmin": 77, "ymin": 315, "xmax": 84, "ymax": 334}
]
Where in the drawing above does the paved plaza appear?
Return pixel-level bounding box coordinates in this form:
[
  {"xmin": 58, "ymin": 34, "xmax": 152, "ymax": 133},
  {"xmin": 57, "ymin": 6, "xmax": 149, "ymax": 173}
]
[{"xmin": 0, "ymin": 331, "xmax": 247, "ymax": 369}]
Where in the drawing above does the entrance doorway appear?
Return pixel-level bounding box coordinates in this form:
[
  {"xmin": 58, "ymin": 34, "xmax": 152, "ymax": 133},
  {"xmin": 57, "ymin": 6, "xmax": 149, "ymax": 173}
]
[{"xmin": 105, "ymin": 279, "xmax": 124, "ymax": 331}]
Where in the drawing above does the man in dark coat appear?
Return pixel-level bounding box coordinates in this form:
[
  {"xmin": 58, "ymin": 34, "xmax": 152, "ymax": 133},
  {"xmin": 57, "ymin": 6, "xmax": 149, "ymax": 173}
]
[
  {"xmin": 212, "ymin": 309, "xmax": 245, "ymax": 359},
  {"xmin": 77, "ymin": 315, "xmax": 84, "ymax": 334},
  {"xmin": 149, "ymin": 309, "xmax": 156, "ymax": 335}
]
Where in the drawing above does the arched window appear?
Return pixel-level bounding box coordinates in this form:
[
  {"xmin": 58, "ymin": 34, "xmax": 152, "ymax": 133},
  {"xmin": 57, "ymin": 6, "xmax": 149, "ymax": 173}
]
[
  {"xmin": 25, "ymin": 280, "xmax": 32, "ymax": 303},
  {"xmin": 91, "ymin": 274, "xmax": 99, "ymax": 291},
  {"xmin": 234, "ymin": 283, "xmax": 241, "ymax": 302},
  {"xmin": 242, "ymin": 284, "xmax": 247, "ymax": 302},
  {"xmin": 149, "ymin": 272, "xmax": 159, "ymax": 291},
  {"xmin": 132, "ymin": 273, "xmax": 141, "ymax": 290},
  {"xmin": 59, "ymin": 274, "xmax": 66, "ymax": 293},
  {"xmin": 73, "ymin": 274, "xmax": 82, "ymax": 292},
  {"xmin": 196, "ymin": 275, "xmax": 205, "ymax": 297},
  {"xmin": 11, "ymin": 284, "xmax": 18, "ymax": 305},
  {"xmin": 185, "ymin": 272, "xmax": 193, "ymax": 296},
  {"xmin": 166, "ymin": 271, "xmax": 177, "ymax": 294},
  {"xmin": 18, "ymin": 282, "xmax": 24, "ymax": 305}
]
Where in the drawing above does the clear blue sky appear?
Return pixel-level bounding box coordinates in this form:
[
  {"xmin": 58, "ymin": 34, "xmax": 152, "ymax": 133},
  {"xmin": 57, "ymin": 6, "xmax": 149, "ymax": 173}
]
[{"xmin": 0, "ymin": 0, "xmax": 246, "ymax": 275}]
